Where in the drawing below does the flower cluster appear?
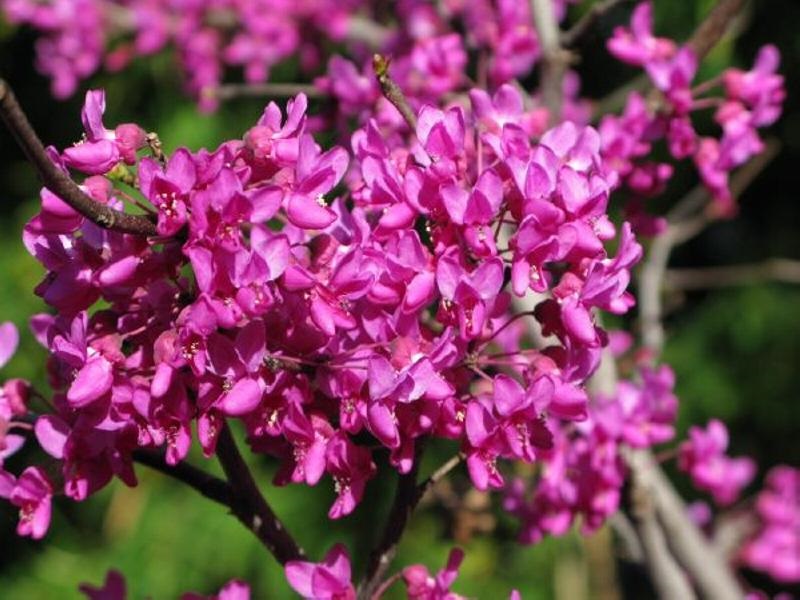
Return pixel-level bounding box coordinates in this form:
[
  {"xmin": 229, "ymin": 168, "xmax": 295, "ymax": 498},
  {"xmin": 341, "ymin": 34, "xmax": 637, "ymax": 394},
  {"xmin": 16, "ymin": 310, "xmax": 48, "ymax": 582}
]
[
  {"xmin": 1, "ymin": 0, "xmax": 580, "ymax": 113},
  {"xmin": 678, "ymin": 419, "xmax": 755, "ymax": 506},
  {"xmin": 740, "ymin": 465, "xmax": 800, "ymax": 584},
  {"xmin": 505, "ymin": 362, "xmax": 678, "ymax": 543},
  {"xmin": 603, "ymin": 1, "xmax": 785, "ymax": 218},
  {"xmin": 1, "ymin": 70, "xmax": 641, "ymax": 558},
  {"xmin": 2, "ymin": 0, "xmax": 378, "ymax": 109}
]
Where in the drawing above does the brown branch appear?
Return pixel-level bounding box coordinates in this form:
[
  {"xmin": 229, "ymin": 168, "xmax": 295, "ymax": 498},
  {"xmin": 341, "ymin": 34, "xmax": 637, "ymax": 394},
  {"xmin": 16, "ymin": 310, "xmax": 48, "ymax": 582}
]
[
  {"xmin": 666, "ymin": 258, "xmax": 800, "ymax": 290},
  {"xmin": 561, "ymin": 0, "xmax": 632, "ymax": 48},
  {"xmin": 133, "ymin": 449, "xmax": 232, "ymax": 506},
  {"xmin": 358, "ymin": 439, "xmax": 426, "ymax": 600},
  {"xmin": 0, "ymin": 79, "xmax": 158, "ymax": 236},
  {"xmin": 627, "ymin": 450, "xmax": 698, "ymax": 600},
  {"xmin": 590, "ymin": 344, "xmax": 696, "ymax": 596},
  {"xmin": 638, "ymin": 451, "xmax": 743, "ymax": 599},
  {"xmin": 531, "ymin": 0, "xmax": 571, "ymax": 123},
  {"xmin": 216, "ymin": 422, "xmax": 305, "ymax": 564},
  {"xmin": 417, "ymin": 453, "xmax": 464, "ymax": 499},
  {"xmin": 372, "ymin": 54, "xmax": 417, "ymax": 130},
  {"xmin": 687, "ymin": 0, "xmax": 746, "ymax": 61},
  {"xmin": 212, "ymin": 82, "xmax": 328, "ymax": 102}
]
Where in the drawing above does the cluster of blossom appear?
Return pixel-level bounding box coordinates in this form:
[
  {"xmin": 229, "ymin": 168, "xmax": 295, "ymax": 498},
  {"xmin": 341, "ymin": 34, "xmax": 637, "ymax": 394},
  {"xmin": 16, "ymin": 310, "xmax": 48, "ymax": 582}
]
[
  {"xmin": 0, "ymin": 74, "xmax": 641, "ymax": 518},
  {"xmin": 1, "ymin": 0, "xmax": 377, "ymax": 108},
  {"xmin": 678, "ymin": 418, "xmax": 756, "ymax": 506},
  {"xmin": 602, "ymin": 1, "xmax": 785, "ymax": 219},
  {"xmin": 504, "ymin": 362, "xmax": 678, "ymax": 543},
  {"xmin": 740, "ymin": 465, "xmax": 800, "ymax": 584},
  {"xmin": 0, "ymin": 74, "xmax": 642, "ymax": 592},
  {"xmin": 1, "ymin": 0, "xmax": 583, "ymax": 113}
]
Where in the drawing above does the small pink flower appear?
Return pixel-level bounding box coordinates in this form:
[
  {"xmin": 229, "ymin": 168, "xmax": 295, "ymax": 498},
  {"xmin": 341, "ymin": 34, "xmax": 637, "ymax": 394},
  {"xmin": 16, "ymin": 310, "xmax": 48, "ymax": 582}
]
[{"xmin": 285, "ymin": 544, "xmax": 355, "ymax": 600}]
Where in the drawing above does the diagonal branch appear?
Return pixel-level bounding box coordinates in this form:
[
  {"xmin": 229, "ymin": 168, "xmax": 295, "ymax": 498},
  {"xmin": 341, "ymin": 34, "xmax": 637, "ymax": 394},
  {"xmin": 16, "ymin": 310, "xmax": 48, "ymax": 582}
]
[
  {"xmin": 687, "ymin": 0, "xmax": 746, "ymax": 61},
  {"xmin": 133, "ymin": 449, "xmax": 232, "ymax": 506},
  {"xmin": 561, "ymin": 0, "xmax": 633, "ymax": 48},
  {"xmin": 373, "ymin": 54, "xmax": 417, "ymax": 130},
  {"xmin": 0, "ymin": 79, "xmax": 158, "ymax": 236},
  {"xmin": 216, "ymin": 422, "xmax": 305, "ymax": 564}
]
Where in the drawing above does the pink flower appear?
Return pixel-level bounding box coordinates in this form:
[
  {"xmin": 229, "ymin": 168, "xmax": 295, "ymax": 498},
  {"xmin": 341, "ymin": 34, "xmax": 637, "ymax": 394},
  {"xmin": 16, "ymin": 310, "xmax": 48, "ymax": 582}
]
[
  {"xmin": 0, "ymin": 466, "xmax": 53, "ymax": 539},
  {"xmin": 607, "ymin": 2, "xmax": 675, "ymax": 67},
  {"xmin": 0, "ymin": 321, "xmax": 19, "ymax": 370},
  {"xmin": 678, "ymin": 419, "xmax": 755, "ymax": 505},
  {"xmin": 402, "ymin": 547, "xmax": 466, "ymax": 600},
  {"xmin": 285, "ymin": 544, "xmax": 355, "ymax": 600},
  {"xmin": 79, "ymin": 570, "xmax": 127, "ymax": 600}
]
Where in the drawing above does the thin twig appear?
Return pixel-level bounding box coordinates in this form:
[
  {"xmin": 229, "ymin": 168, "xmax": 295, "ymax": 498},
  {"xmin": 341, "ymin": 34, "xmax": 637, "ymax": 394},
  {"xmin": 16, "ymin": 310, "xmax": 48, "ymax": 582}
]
[
  {"xmin": 213, "ymin": 83, "xmax": 328, "ymax": 102},
  {"xmin": 417, "ymin": 453, "xmax": 465, "ymax": 499},
  {"xmin": 216, "ymin": 422, "xmax": 305, "ymax": 564},
  {"xmin": 666, "ymin": 258, "xmax": 800, "ymax": 290},
  {"xmin": 372, "ymin": 54, "xmax": 417, "ymax": 130},
  {"xmin": 531, "ymin": 0, "xmax": 571, "ymax": 123},
  {"xmin": 562, "ymin": 0, "xmax": 632, "ymax": 48},
  {"xmin": 0, "ymin": 79, "xmax": 158, "ymax": 236},
  {"xmin": 687, "ymin": 0, "xmax": 746, "ymax": 61},
  {"xmin": 133, "ymin": 449, "xmax": 232, "ymax": 506},
  {"xmin": 358, "ymin": 439, "xmax": 427, "ymax": 600}
]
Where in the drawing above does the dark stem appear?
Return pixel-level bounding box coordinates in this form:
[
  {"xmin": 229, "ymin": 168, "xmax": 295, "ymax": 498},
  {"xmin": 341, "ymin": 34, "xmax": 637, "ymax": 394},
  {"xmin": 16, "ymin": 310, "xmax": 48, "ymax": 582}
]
[
  {"xmin": 372, "ymin": 54, "xmax": 418, "ymax": 130},
  {"xmin": 133, "ymin": 449, "xmax": 232, "ymax": 506},
  {"xmin": 358, "ymin": 439, "xmax": 427, "ymax": 600},
  {"xmin": 216, "ymin": 422, "xmax": 305, "ymax": 564},
  {"xmin": 0, "ymin": 79, "xmax": 158, "ymax": 236}
]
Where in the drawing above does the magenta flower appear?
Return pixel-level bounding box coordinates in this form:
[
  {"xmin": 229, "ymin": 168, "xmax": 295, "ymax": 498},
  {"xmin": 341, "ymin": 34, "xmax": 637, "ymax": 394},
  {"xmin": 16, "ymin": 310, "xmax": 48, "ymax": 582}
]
[
  {"xmin": 607, "ymin": 2, "xmax": 675, "ymax": 67},
  {"xmin": 325, "ymin": 433, "xmax": 376, "ymax": 519},
  {"xmin": 0, "ymin": 321, "xmax": 19, "ymax": 369},
  {"xmin": 402, "ymin": 547, "xmax": 466, "ymax": 600},
  {"xmin": 740, "ymin": 465, "xmax": 800, "ymax": 584},
  {"xmin": 285, "ymin": 543, "xmax": 356, "ymax": 600},
  {"xmin": 79, "ymin": 570, "xmax": 127, "ymax": 600},
  {"xmin": 0, "ymin": 466, "xmax": 53, "ymax": 539},
  {"xmin": 678, "ymin": 419, "xmax": 756, "ymax": 505}
]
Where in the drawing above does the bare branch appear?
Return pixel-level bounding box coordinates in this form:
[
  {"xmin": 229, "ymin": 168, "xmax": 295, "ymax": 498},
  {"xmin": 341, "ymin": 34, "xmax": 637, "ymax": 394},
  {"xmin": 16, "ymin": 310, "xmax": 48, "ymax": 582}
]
[
  {"xmin": 562, "ymin": 0, "xmax": 632, "ymax": 48},
  {"xmin": 213, "ymin": 83, "xmax": 327, "ymax": 102},
  {"xmin": 373, "ymin": 54, "xmax": 417, "ymax": 130},
  {"xmin": 133, "ymin": 449, "xmax": 232, "ymax": 506},
  {"xmin": 666, "ymin": 258, "xmax": 800, "ymax": 290},
  {"xmin": 216, "ymin": 422, "xmax": 305, "ymax": 564},
  {"xmin": 628, "ymin": 450, "xmax": 697, "ymax": 600},
  {"xmin": 0, "ymin": 79, "xmax": 158, "ymax": 236},
  {"xmin": 531, "ymin": 0, "xmax": 571, "ymax": 122},
  {"xmin": 636, "ymin": 450, "xmax": 744, "ymax": 599},
  {"xmin": 687, "ymin": 0, "xmax": 746, "ymax": 61}
]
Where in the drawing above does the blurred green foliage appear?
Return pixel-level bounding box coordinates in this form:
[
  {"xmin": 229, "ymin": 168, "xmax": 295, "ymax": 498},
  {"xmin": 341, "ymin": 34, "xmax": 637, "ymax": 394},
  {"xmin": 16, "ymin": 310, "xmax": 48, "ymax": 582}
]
[{"xmin": 0, "ymin": 0, "xmax": 799, "ymax": 597}]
